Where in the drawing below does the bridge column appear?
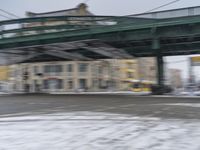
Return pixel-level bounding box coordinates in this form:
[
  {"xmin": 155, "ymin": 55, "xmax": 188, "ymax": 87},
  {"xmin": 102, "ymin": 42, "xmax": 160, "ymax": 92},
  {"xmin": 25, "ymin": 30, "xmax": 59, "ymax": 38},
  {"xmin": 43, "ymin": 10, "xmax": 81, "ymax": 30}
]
[
  {"xmin": 156, "ymin": 54, "xmax": 164, "ymax": 87},
  {"xmin": 152, "ymin": 38, "xmax": 165, "ymax": 91}
]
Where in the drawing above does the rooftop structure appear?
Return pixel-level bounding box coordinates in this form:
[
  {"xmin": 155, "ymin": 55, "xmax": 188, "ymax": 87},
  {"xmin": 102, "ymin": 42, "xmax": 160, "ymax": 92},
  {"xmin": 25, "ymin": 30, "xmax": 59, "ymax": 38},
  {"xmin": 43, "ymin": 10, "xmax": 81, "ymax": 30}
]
[{"xmin": 26, "ymin": 3, "xmax": 93, "ymax": 17}]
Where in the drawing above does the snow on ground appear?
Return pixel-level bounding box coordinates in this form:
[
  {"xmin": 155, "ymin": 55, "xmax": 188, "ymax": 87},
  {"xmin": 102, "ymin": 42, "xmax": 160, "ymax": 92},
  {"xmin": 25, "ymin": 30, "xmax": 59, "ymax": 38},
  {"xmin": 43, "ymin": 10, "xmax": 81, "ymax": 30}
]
[
  {"xmin": 158, "ymin": 103, "xmax": 200, "ymax": 108},
  {"xmin": 0, "ymin": 111, "xmax": 200, "ymax": 150}
]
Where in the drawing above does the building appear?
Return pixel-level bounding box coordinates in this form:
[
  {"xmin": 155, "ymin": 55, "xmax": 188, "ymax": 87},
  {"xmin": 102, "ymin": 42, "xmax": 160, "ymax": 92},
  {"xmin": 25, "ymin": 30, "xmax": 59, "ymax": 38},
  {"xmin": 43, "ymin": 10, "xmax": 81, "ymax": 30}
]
[
  {"xmin": 8, "ymin": 60, "xmax": 128, "ymax": 92},
  {"xmin": 166, "ymin": 68, "xmax": 183, "ymax": 89},
  {"xmin": 137, "ymin": 58, "xmax": 157, "ymax": 82},
  {"xmin": 8, "ymin": 58, "xmax": 157, "ymax": 93},
  {"xmin": 26, "ymin": 3, "xmax": 92, "ymax": 18},
  {"xmin": 25, "ymin": 3, "xmax": 94, "ymax": 28},
  {"xmin": 0, "ymin": 66, "xmax": 9, "ymax": 81},
  {"xmin": 0, "ymin": 66, "xmax": 11, "ymax": 92},
  {"xmin": 8, "ymin": 4, "xmax": 157, "ymax": 93}
]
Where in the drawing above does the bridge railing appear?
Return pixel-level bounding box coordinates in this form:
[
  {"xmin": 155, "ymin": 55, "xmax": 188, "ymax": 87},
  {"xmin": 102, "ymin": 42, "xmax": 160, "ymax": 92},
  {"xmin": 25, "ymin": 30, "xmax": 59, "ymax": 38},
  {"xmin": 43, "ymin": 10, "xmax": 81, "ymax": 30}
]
[
  {"xmin": 2, "ymin": 6, "xmax": 200, "ymax": 40},
  {"xmin": 131, "ymin": 6, "xmax": 200, "ymax": 19},
  {"xmin": 0, "ymin": 15, "xmax": 156, "ymax": 39}
]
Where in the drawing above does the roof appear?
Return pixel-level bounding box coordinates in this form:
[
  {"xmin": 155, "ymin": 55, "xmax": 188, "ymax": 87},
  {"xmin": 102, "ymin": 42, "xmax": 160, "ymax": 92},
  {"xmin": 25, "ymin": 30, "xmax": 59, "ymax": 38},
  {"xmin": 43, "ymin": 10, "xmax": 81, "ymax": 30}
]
[{"xmin": 26, "ymin": 3, "xmax": 93, "ymax": 17}]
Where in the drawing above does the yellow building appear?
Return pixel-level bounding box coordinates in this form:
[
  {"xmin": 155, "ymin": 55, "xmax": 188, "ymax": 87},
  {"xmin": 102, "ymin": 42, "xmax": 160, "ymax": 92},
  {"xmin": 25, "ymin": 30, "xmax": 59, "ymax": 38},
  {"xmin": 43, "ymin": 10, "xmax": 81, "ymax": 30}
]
[
  {"xmin": 118, "ymin": 58, "xmax": 156, "ymax": 92},
  {"xmin": 0, "ymin": 66, "xmax": 11, "ymax": 92},
  {"xmin": 117, "ymin": 59, "xmax": 138, "ymax": 90},
  {"xmin": 0, "ymin": 66, "xmax": 9, "ymax": 81}
]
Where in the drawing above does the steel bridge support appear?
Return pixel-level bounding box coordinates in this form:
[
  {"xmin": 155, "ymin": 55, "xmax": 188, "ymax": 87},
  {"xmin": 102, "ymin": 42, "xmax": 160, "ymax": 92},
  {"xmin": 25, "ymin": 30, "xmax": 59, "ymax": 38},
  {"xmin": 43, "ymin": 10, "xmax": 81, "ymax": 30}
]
[
  {"xmin": 152, "ymin": 38, "xmax": 165, "ymax": 94},
  {"xmin": 156, "ymin": 54, "xmax": 164, "ymax": 87}
]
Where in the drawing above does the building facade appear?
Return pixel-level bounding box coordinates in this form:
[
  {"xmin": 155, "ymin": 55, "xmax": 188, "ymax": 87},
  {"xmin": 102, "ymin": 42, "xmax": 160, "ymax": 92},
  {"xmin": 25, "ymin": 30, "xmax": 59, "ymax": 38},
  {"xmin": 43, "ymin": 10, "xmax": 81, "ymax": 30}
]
[
  {"xmin": 137, "ymin": 58, "xmax": 157, "ymax": 82},
  {"xmin": 166, "ymin": 68, "xmax": 183, "ymax": 89},
  {"xmin": 0, "ymin": 66, "xmax": 11, "ymax": 92},
  {"xmin": 9, "ymin": 58, "xmax": 156, "ymax": 93},
  {"xmin": 8, "ymin": 5, "xmax": 157, "ymax": 93},
  {"xmin": 0, "ymin": 66, "xmax": 9, "ymax": 81},
  {"xmin": 25, "ymin": 3, "xmax": 94, "ymax": 28}
]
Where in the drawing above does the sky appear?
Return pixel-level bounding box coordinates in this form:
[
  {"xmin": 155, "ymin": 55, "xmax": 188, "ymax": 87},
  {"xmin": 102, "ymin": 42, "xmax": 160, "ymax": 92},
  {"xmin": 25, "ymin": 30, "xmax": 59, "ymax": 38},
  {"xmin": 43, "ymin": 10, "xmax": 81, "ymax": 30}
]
[{"xmin": 1, "ymin": 0, "xmax": 200, "ymax": 80}]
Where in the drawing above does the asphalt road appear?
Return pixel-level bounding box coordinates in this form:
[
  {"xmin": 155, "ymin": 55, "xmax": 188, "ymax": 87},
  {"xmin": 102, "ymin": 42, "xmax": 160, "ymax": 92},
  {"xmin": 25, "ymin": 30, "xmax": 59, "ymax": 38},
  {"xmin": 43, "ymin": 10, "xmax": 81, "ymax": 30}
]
[{"xmin": 0, "ymin": 94, "xmax": 200, "ymax": 119}]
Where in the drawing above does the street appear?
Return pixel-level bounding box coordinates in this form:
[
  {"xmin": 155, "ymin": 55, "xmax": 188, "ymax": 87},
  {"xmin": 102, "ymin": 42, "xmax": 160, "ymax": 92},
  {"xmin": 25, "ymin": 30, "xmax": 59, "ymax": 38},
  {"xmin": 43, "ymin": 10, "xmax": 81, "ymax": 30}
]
[
  {"xmin": 0, "ymin": 94, "xmax": 200, "ymax": 149},
  {"xmin": 0, "ymin": 94, "xmax": 200, "ymax": 119}
]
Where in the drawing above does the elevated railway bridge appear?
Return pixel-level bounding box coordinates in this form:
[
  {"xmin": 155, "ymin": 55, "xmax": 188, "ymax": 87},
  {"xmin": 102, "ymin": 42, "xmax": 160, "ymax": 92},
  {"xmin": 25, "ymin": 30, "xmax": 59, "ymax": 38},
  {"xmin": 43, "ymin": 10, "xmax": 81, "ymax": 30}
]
[{"xmin": 1, "ymin": 6, "xmax": 200, "ymax": 88}]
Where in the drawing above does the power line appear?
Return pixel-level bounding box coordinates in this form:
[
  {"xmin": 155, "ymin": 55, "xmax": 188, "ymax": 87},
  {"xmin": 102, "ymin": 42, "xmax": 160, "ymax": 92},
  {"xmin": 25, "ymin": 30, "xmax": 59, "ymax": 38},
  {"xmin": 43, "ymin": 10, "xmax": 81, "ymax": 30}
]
[
  {"xmin": 85, "ymin": 0, "xmax": 182, "ymax": 22},
  {"xmin": 126, "ymin": 0, "xmax": 181, "ymax": 17},
  {"xmin": 143, "ymin": 0, "xmax": 181, "ymax": 13},
  {"xmin": 0, "ymin": 8, "xmax": 20, "ymax": 19},
  {"xmin": 0, "ymin": 13, "xmax": 13, "ymax": 20}
]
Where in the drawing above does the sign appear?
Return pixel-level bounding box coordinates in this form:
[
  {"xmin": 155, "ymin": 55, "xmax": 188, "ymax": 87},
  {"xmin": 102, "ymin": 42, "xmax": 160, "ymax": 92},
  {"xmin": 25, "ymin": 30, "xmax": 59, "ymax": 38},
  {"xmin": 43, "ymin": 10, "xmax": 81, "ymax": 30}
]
[{"xmin": 191, "ymin": 56, "xmax": 200, "ymax": 66}]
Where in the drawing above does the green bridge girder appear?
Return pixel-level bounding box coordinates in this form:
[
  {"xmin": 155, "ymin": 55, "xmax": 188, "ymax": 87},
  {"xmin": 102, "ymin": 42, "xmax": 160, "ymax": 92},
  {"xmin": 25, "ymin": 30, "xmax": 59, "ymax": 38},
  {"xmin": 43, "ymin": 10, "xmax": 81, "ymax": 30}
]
[{"xmin": 1, "ymin": 14, "xmax": 200, "ymax": 55}]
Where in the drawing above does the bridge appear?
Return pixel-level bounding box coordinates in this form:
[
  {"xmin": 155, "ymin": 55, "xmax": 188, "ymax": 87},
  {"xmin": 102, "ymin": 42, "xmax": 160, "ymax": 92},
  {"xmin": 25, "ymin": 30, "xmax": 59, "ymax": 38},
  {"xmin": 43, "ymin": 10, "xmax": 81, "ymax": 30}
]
[{"xmin": 1, "ymin": 6, "xmax": 200, "ymax": 87}]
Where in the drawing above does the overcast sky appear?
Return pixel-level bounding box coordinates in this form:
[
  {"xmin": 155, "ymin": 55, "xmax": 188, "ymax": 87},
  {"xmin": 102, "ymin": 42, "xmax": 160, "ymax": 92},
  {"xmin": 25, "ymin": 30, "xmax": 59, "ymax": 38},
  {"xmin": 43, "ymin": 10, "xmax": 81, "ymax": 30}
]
[{"xmin": 1, "ymin": 0, "xmax": 200, "ymax": 80}]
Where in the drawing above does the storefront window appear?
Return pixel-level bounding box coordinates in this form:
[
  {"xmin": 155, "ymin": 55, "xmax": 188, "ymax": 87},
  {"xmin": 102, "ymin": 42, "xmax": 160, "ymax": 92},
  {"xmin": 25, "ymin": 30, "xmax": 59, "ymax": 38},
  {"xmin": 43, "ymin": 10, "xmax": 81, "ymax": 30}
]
[{"xmin": 43, "ymin": 79, "xmax": 63, "ymax": 89}]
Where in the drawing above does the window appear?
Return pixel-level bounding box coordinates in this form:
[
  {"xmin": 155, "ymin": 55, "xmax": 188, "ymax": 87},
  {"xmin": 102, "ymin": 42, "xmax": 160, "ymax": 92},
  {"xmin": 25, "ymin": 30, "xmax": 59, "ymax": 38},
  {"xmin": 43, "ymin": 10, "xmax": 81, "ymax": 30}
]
[
  {"xmin": 9, "ymin": 70, "xmax": 15, "ymax": 77},
  {"xmin": 33, "ymin": 66, "xmax": 39, "ymax": 75},
  {"xmin": 44, "ymin": 66, "xmax": 50, "ymax": 73},
  {"xmin": 92, "ymin": 79, "xmax": 98, "ymax": 87},
  {"xmin": 34, "ymin": 80, "xmax": 41, "ymax": 92},
  {"xmin": 127, "ymin": 72, "xmax": 134, "ymax": 78},
  {"xmin": 127, "ymin": 63, "xmax": 133, "ymax": 69},
  {"xmin": 15, "ymin": 69, "xmax": 20, "ymax": 77},
  {"xmin": 98, "ymin": 66, "xmax": 103, "ymax": 74},
  {"xmin": 133, "ymin": 83, "xmax": 140, "ymax": 88},
  {"xmin": 150, "ymin": 66, "xmax": 155, "ymax": 70},
  {"xmin": 43, "ymin": 79, "xmax": 63, "ymax": 89},
  {"xmin": 57, "ymin": 79, "xmax": 63, "ymax": 89},
  {"xmin": 99, "ymin": 79, "xmax": 108, "ymax": 89},
  {"xmin": 67, "ymin": 80, "xmax": 74, "ymax": 89},
  {"xmin": 43, "ymin": 80, "xmax": 49, "ymax": 89},
  {"xmin": 44, "ymin": 65, "xmax": 63, "ymax": 73},
  {"xmin": 79, "ymin": 63, "xmax": 88, "ymax": 72},
  {"xmin": 67, "ymin": 64, "xmax": 73, "ymax": 72},
  {"xmin": 79, "ymin": 79, "xmax": 87, "ymax": 89}
]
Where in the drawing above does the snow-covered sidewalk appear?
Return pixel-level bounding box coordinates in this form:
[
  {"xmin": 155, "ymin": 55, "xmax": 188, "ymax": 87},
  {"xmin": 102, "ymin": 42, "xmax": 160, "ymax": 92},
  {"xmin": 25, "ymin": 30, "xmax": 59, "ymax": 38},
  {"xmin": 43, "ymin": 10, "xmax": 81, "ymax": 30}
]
[{"xmin": 0, "ymin": 111, "xmax": 200, "ymax": 150}]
